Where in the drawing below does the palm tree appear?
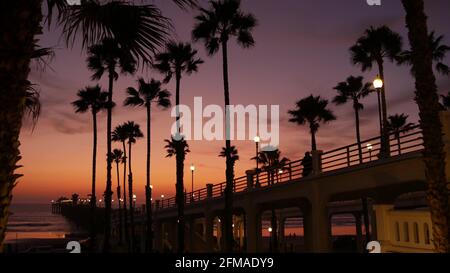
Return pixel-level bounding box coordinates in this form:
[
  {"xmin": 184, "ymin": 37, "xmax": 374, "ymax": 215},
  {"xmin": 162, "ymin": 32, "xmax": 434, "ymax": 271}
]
[
  {"xmin": 87, "ymin": 37, "xmax": 137, "ymax": 252},
  {"xmin": 192, "ymin": 0, "xmax": 257, "ymax": 252},
  {"xmin": 387, "ymin": 114, "xmax": 415, "ymax": 154},
  {"xmin": 72, "ymin": 85, "xmax": 109, "ymax": 250},
  {"xmin": 350, "ymin": 26, "xmax": 403, "ymax": 158},
  {"xmin": 154, "ymin": 41, "xmax": 203, "ymax": 132},
  {"xmin": 121, "ymin": 121, "xmax": 143, "ymax": 252},
  {"xmin": 110, "ymin": 149, "xmax": 124, "ymax": 245},
  {"xmin": 288, "ymin": 95, "xmax": 336, "ymax": 151},
  {"xmin": 0, "ymin": 0, "xmax": 197, "ymax": 251},
  {"xmin": 124, "ymin": 78, "xmax": 171, "ymax": 252},
  {"xmin": 399, "ymin": 31, "xmax": 450, "ymax": 76},
  {"xmin": 401, "ymin": 0, "xmax": 450, "ymax": 252},
  {"xmin": 333, "ymin": 76, "xmax": 373, "ymax": 163},
  {"xmin": 165, "ymin": 136, "xmax": 190, "ymax": 253},
  {"xmin": 253, "ymin": 149, "xmax": 289, "ymax": 185},
  {"xmin": 112, "ymin": 125, "xmax": 130, "ymax": 248}
]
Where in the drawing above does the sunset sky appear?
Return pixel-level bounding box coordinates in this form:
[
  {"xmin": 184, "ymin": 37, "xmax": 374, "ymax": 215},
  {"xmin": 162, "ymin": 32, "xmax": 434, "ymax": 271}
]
[{"xmin": 15, "ymin": 0, "xmax": 450, "ymax": 204}]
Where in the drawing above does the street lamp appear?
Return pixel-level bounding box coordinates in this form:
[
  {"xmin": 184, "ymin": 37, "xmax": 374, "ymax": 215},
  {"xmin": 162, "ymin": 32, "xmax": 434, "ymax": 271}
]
[
  {"xmin": 133, "ymin": 194, "xmax": 137, "ymax": 209},
  {"xmin": 190, "ymin": 164, "xmax": 195, "ymax": 202},
  {"xmin": 254, "ymin": 136, "xmax": 261, "ymax": 187},
  {"xmin": 268, "ymin": 226, "xmax": 273, "ymax": 251},
  {"xmin": 373, "ymin": 75, "xmax": 384, "ymax": 139},
  {"xmin": 367, "ymin": 143, "xmax": 373, "ymax": 161}
]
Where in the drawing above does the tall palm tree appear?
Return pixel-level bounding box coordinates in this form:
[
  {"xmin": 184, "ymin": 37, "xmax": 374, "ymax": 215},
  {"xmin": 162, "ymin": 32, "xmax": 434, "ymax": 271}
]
[
  {"xmin": 288, "ymin": 95, "xmax": 336, "ymax": 151},
  {"xmin": 192, "ymin": 0, "xmax": 257, "ymax": 252},
  {"xmin": 401, "ymin": 0, "xmax": 450, "ymax": 252},
  {"xmin": 112, "ymin": 125, "xmax": 130, "ymax": 249},
  {"xmin": 387, "ymin": 114, "xmax": 415, "ymax": 154},
  {"xmin": 0, "ymin": 0, "xmax": 197, "ymax": 251},
  {"xmin": 333, "ymin": 76, "xmax": 373, "ymax": 163},
  {"xmin": 165, "ymin": 136, "xmax": 190, "ymax": 253},
  {"xmin": 124, "ymin": 78, "xmax": 171, "ymax": 252},
  {"xmin": 399, "ymin": 31, "xmax": 450, "ymax": 76},
  {"xmin": 72, "ymin": 85, "xmax": 109, "ymax": 250},
  {"xmin": 87, "ymin": 37, "xmax": 136, "ymax": 252},
  {"xmin": 154, "ymin": 41, "xmax": 203, "ymax": 132},
  {"xmin": 350, "ymin": 26, "xmax": 403, "ymax": 158},
  {"xmin": 110, "ymin": 148, "xmax": 124, "ymax": 245},
  {"xmin": 121, "ymin": 121, "xmax": 143, "ymax": 252}
]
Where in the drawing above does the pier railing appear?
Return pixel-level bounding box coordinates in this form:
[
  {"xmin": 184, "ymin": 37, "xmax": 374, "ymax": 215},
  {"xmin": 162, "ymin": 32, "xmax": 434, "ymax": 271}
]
[{"xmin": 158, "ymin": 125, "xmax": 423, "ymax": 209}]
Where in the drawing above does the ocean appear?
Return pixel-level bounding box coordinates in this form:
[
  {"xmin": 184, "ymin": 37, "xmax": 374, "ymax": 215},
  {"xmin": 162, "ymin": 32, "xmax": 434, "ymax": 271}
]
[{"xmin": 5, "ymin": 203, "xmax": 79, "ymax": 243}]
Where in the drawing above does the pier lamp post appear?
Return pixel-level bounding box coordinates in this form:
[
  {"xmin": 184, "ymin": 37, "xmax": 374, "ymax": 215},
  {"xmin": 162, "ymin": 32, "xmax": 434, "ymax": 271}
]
[
  {"xmin": 254, "ymin": 136, "xmax": 261, "ymax": 187},
  {"xmin": 268, "ymin": 227, "xmax": 273, "ymax": 251},
  {"xmin": 190, "ymin": 164, "xmax": 195, "ymax": 202},
  {"xmin": 367, "ymin": 144, "xmax": 373, "ymax": 161},
  {"xmin": 373, "ymin": 76, "xmax": 383, "ymax": 137},
  {"xmin": 373, "ymin": 75, "xmax": 388, "ymax": 158}
]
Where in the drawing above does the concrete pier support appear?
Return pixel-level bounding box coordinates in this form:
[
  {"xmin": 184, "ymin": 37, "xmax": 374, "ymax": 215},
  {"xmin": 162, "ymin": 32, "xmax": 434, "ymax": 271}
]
[
  {"xmin": 354, "ymin": 212, "xmax": 364, "ymax": 253},
  {"xmin": 245, "ymin": 206, "xmax": 261, "ymax": 253},
  {"xmin": 205, "ymin": 213, "xmax": 214, "ymax": 252},
  {"xmin": 303, "ymin": 199, "xmax": 331, "ymax": 252}
]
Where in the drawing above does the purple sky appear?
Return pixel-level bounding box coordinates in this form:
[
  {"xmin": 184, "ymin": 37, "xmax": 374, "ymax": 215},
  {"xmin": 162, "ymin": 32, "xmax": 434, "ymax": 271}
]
[{"xmin": 16, "ymin": 0, "xmax": 450, "ymax": 203}]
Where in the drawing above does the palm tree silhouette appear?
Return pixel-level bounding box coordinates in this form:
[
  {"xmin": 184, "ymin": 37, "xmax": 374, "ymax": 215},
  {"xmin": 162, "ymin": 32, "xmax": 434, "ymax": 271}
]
[
  {"xmin": 110, "ymin": 149, "xmax": 125, "ymax": 245},
  {"xmin": 387, "ymin": 114, "xmax": 415, "ymax": 155},
  {"xmin": 124, "ymin": 78, "xmax": 171, "ymax": 252},
  {"xmin": 72, "ymin": 85, "xmax": 109, "ymax": 250},
  {"xmin": 0, "ymin": 0, "xmax": 197, "ymax": 250},
  {"xmin": 165, "ymin": 135, "xmax": 190, "ymax": 253},
  {"xmin": 350, "ymin": 26, "xmax": 403, "ymax": 158},
  {"xmin": 87, "ymin": 37, "xmax": 137, "ymax": 252},
  {"xmin": 401, "ymin": 0, "xmax": 450, "ymax": 252},
  {"xmin": 399, "ymin": 31, "xmax": 449, "ymax": 76},
  {"xmin": 333, "ymin": 76, "xmax": 373, "ymax": 163},
  {"xmin": 121, "ymin": 121, "xmax": 143, "ymax": 252},
  {"xmin": 192, "ymin": 0, "xmax": 257, "ymax": 252},
  {"xmin": 154, "ymin": 41, "xmax": 203, "ymax": 132},
  {"xmin": 112, "ymin": 124, "xmax": 130, "ymax": 249},
  {"xmin": 288, "ymin": 95, "xmax": 336, "ymax": 151},
  {"xmin": 253, "ymin": 149, "xmax": 289, "ymax": 185}
]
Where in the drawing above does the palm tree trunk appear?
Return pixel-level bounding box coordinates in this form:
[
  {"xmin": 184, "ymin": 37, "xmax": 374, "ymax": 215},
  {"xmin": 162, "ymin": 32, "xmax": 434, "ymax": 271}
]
[
  {"xmin": 176, "ymin": 153, "xmax": 185, "ymax": 253},
  {"xmin": 103, "ymin": 70, "xmax": 114, "ymax": 253},
  {"xmin": 402, "ymin": 0, "xmax": 450, "ymax": 252},
  {"xmin": 396, "ymin": 133, "xmax": 402, "ymax": 155},
  {"xmin": 310, "ymin": 128, "xmax": 317, "ymax": 151},
  {"xmin": 116, "ymin": 162, "xmax": 123, "ymax": 245},
  {"xmin": 377, "ymin": 59, "xmax": 391, "ymax": 158},
  {"xmin": 145, "ymin": 104, "xmax": 153, "ymax": 252},
  {"xmin": 0, "ymin": 0, "xmax": 43, "ymax": 251},
  {"xmin": 121, "ymin": 142, "xmax": 129, "ymax": 248},
  {"xmin": 354, "ymin": 105, "xmax": 363, "ymax": 163},
  {"xmin": 90, "ymin": 111, "xmax": 98, "ymax": 250},
  {"xmin": 271, "ymin": 210, "xmax": 278, "ymax": 253},
  {"xmin": 222, "ymin": 39, "xmax": 234, "ymax": 253},
  {"xmin": 128, "ymin": 142, "xmax": 136, "ymax": 252},
  {"xmin": 175, "ymin": 70, "xmax": 181, "ymax": 133}
]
